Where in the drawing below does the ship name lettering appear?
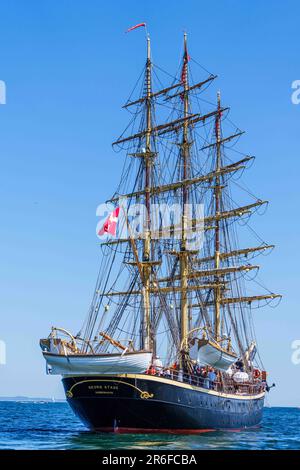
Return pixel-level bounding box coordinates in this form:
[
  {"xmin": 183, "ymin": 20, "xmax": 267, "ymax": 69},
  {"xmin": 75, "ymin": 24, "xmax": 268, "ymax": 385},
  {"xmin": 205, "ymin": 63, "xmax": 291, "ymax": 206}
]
[{"xmin": 88, "ymin": 385, "xmax": 118, "ymax": 390}]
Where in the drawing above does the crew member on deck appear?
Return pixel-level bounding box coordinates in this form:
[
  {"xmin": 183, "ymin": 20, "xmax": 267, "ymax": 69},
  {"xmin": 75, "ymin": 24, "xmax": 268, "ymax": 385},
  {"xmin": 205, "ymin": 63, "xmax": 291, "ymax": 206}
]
[{"xmin": 208, "ymin": 368, "xmax": 217, "ymax": 390}]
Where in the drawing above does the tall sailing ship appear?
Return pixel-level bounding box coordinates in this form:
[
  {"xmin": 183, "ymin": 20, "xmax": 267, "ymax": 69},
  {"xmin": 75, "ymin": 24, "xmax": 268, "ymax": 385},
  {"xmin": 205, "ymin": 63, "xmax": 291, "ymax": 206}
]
[{"xmin": 40, "ymin": 31, "xmax": 281, "ymax": 433}]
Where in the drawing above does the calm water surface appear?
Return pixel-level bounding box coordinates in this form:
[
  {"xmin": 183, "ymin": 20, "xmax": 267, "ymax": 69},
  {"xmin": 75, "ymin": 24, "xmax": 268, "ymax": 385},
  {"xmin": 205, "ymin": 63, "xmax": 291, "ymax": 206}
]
[{"xmin": 0, "ymin": 402, "xmax": 299, "ymax": 450}]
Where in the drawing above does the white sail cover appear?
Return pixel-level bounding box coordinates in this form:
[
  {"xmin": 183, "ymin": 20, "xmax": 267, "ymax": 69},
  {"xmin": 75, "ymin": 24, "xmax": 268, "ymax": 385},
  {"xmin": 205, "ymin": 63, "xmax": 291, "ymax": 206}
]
[
  {"xmin": 42, "ymin": 351, "xmax": 152, "ymax": 376},
  {"xmin": 233, "ymin": 371, "xmax": 249, "ymax": 383},
  {"xmin": 190, "ymin": 339, "xmax": 237, "ymax": 371}
]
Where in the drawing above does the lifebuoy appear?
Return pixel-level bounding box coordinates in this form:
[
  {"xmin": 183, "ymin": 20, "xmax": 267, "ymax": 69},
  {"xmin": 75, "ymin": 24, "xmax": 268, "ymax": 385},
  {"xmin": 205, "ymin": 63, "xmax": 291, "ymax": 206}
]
[
  {"xmin": 146, "ymin": 366, "xmax": 156, "ymax": 376},
  {"xmin": 253, "ymin": 368, "xmax": 261, "ymax": 379}
]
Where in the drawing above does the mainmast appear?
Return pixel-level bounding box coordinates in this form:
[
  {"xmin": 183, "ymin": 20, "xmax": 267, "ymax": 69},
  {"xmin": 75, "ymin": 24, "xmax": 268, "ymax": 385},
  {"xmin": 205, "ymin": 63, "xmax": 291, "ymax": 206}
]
[
  {"xmin": 180, "ymin": 33, "xmax": 191, "ymax": 362},
  {"xmin": 214, "ymin": 91, "xmax": 222, "ymax": 341},
  {"xmin": 142, "ymin": 34, "xmax": 152, "ymax": 351}
]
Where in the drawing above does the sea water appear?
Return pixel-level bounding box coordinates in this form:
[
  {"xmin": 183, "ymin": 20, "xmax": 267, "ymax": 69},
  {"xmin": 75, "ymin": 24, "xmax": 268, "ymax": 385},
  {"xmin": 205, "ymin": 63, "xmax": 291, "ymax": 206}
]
[{"xmin": 0, "ymin": 402, "xmax": 299, "ymax": 450}]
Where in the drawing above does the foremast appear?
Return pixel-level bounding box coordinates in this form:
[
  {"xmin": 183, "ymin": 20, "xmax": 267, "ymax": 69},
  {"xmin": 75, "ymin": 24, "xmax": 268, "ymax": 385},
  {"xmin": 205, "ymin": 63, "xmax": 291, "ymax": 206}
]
[{"xmin": 142, "ymin": 34, "xmax": 152, "ymax": 351}]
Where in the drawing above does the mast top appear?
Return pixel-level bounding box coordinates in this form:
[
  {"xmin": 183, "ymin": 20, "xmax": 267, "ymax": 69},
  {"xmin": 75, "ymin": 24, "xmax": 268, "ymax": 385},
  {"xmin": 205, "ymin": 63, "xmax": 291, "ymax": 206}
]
[{"xmin": 183, "ymin": 32, "xmax": 188, "ymax": 56}]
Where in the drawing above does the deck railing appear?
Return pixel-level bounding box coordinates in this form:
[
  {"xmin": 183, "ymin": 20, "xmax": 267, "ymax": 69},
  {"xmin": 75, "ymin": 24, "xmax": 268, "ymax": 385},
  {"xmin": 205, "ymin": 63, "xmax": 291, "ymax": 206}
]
[{"xmin": 146, "ymin": 366, "xmax": 265, "ymax": 396}]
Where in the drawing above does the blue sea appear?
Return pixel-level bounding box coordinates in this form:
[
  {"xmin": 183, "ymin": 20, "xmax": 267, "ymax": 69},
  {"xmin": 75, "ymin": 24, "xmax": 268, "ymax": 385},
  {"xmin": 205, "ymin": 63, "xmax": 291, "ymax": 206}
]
[{"xmin": 0, "ymin": 402, "xmax": 299, "ymax": 450}]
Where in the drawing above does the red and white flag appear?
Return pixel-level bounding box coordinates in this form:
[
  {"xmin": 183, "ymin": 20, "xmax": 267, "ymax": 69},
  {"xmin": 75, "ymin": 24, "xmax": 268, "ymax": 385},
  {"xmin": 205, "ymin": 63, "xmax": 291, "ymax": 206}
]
[
  {"xmin": 126, "ymin": 22, "xmax": 146, "ymax": 33},
  {"xmin": 98, "ymin": 207, "xmax": 120, "ymax": 236},
  {"xmin": 181, "ymin": 49, "xmax": 191, "ymax": 85},
  {"xmin": 180, "ymin": 45, "xmax": 190, "ymax": 101}
]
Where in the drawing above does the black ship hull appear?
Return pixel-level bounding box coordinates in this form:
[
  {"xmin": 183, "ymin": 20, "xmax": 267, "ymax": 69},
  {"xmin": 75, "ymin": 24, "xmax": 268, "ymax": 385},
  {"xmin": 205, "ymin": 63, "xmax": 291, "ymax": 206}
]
[{"xmin": 62, "ymin": 374, "xmax": 265, "ymax": 433}]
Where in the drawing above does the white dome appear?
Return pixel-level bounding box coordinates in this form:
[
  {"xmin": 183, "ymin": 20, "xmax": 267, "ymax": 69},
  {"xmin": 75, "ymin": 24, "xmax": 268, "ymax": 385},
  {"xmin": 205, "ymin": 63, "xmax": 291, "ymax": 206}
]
[{"xmin": 233, "ymin": 371, "xmax": 249, "ymax": 383}]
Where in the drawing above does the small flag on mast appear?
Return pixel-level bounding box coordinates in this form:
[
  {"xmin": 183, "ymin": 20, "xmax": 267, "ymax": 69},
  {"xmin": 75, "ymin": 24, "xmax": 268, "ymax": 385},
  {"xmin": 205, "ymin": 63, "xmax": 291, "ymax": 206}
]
[
  {"xmin": 98, "ymin": 207, "xmax": 120, "ymax": 236},
  {"xmin": 181, "ymin": 49, "xmax": 191, "ymax": 85},
  {"xmin": 180, "ymin": 46, "xmax": 190, "ymax": 101},
  {"xmin": 126, "ymin": 23, "xmax": 146, "ymax": 33}
]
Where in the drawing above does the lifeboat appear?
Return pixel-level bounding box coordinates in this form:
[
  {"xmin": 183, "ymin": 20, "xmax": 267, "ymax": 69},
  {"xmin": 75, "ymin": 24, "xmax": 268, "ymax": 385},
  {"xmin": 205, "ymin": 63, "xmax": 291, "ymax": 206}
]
[
  {"xmin": 41, "ymin": 349, "xmax": 152, "ymax": 375},
  {"xmin": 190, "ymin": 337, "xmax": 237, "ymax": 371},
  {"xmin": 40, "ymin": 328, "xmax": 152, "ymax": 375}
]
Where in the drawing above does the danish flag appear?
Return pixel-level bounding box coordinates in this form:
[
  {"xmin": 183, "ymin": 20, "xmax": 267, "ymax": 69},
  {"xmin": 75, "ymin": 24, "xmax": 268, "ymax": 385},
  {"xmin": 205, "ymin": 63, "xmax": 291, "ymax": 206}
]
[
  {"xmin": 180, "ymin": 50, "xmax": 190, "ymax": 85},
  {"xmin": 180, "ymin": 46, "xmax": 190, "ymax": 100},
  {"xmin": 98, "ymin": 207, "xmax": 120, "ymax": 236}
]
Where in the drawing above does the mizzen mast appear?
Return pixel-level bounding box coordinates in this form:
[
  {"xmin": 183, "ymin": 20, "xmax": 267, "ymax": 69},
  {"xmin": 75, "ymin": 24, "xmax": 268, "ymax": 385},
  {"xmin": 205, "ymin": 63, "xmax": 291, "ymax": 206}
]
[{"xmin": 214, "ymin": 91, "xmax": 222, "ymax": 341}]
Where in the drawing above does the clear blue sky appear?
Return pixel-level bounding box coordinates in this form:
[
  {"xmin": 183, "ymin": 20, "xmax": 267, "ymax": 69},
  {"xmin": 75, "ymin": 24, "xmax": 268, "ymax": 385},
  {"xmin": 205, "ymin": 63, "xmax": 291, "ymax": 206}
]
[{"xmin": 0, "ymin": 0, "xmax": 299, "ymax": 406}]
